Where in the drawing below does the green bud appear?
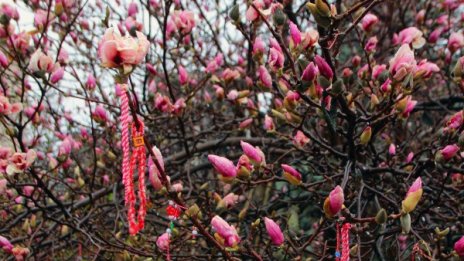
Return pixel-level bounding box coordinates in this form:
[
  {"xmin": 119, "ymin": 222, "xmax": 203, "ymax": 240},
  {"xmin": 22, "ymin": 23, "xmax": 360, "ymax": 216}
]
[
  {"xmin": 400, "ymin": 213, "xmax": 411, "ymax": 234},
  {"xmin": 375, "ymin": 208, "xmax": 387, "ymax": 224},
  {"xmin": 273, "ymin": 8, "xmax": 287, "ymax": 26},
  {"xmin": 229, "ymin": 5, "xmax": 240, "ymax": 22}
]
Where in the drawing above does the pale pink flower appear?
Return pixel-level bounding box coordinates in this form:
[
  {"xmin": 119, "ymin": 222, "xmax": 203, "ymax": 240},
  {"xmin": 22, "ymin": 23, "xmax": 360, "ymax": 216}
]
[
  {"xmin": 268, "ymin": 46, "xmax": 284, "ymax": 71},
  {"xmin": 264, "ymin": 115, "xmax": 275, "ymax": 131},
  {"xmin": 389, "ymin": 144, "xmax": 396, "ymax": 156},
  {"xmin": 156, "ymin": 232, "xmax": 170, "ymax": 251},
  {"xmin": 1, "ymin": 3, "xmax": 19, "ymax": 20},
  {"xmin": 415, "ymin": 60, "xmax": 439, "ymax": 79},
  {"xmin": 253, "ymin": 37, "xmax": 265, "ymax": 57},
  {"xmin": 389, "ymin": 44, "xmax": 416, "ymax": 81},
  {"xmin": 301, "ymin": 29, "xmax": 319, "ymax": 48},
  {"xmin": 394, "ymin": 27, "xmax": 425, "ymax": 49},
  {"xmin": 28, "ymin": 49, "xmax": 54, "ymax": 73},
  {"xmin": 448, "ymin": 32, "xmax": 464, "ymax": 53},
  {"xmin": 258, "ymin": 65, "xmax": 272, "ymax": 88},
  {"xmin": 239, "ymin": 118, "xmax": 253, "ymax": 129},
  {"xmin": 50, "ymin": 67, "xmax": 64, "ymax": 84},
  {"xmin": 92, "ymin": 105, "xmax": 108, "ymax": 123},
  {"xmin": 86, "ymin": 75, "xmax": 96, "ymax": 90},
  {"xmin": 293, "ymin": 130, "xmax": 309, "ymax": 148}
]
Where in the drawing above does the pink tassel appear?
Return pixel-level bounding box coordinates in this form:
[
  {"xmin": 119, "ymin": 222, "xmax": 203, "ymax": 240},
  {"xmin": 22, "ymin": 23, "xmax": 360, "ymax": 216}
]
[
  {"xmin": 120, "ymin": 84, "xmax": 147, "ymax": 235},
  {"xmin": 336, "ymin": 222, "xmax": 351, "ymax": 261}
]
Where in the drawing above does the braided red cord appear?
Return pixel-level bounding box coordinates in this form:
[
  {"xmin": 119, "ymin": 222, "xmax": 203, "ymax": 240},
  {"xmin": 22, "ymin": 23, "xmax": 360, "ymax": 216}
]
[
  {"xmin": 336, "ymin": 223, "xmax": 341, "ymax": 261},
  {"xmin": 341, "ymin": 223, "xmax": 351, "ymax": 261},
  {"xmin": 120, "ymin": 85, "xmax": 147, "ymax": 235}
]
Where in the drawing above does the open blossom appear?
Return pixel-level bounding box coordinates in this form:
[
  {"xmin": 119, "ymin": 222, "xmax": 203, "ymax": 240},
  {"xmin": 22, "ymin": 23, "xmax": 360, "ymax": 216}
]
[
  {"xmin": 389, "ymin": 44, "xmax": 416, "ymax": 81},
  {"xmin": 217, "ymin": 193, "xmax": 239, "ymax": 209},
  {"xmin": 361, "ymin": 13, "xmax": 378, "ymax": 32},
  {"xmin": 0, "ymin": 95, "xmax": 22, "ymax": 115},
  {"xmin": 28, "ymin": 49, "xmax": 54, "ymax": 73},
  {"xmin": 5, "ymin": 150, "xmax": 36, "ymax": 176},
  {"xmin": 34, "ymin": 9, "xmax": 53, "ymax": 30},
  {"xmin": 301, "ymin": 29, "xmax": 319, "ymax": 48},
  {"xmin": 211, "ymin": 215, "xmax": 240, "ymax": 247},
  {"xmin": 448, "ymin": 32, "xmax": 464, "ymax": 53},
  {"xmin": 208, "ymin": 155, "xmax": 237, "ymax": 181},
  {"xmin": 156, "ymin": 232, "xmax": 169, "ymax": 251},
  {"xmin": 281, "ymin": 164, "xmax": 302, "ymax": 185},
  {"xmin": 323, "ymin": 186, "xmax": 344, "ymax": 218},
  {"xmin": 236, "ymin": 155, "xmax": 253, "ymax": 178},
  {"xmin": 414, "ymin": 60, "xmax": 439, "ymax": 79},
  {"xmin": 98, "ymin": 27, "xmax": 149, "ymax": 69},
  {"xmin": 149, "ymin": 146, "xmax": 165, "ymax": 190},
  {"xmin": 240, "ymin": 141, "xmax": 265, "ymax": 166},
  {"xmin": 1, "ymin": 3, "xmax": 19, "ymax": 20},
  {"xmin": 170, "ymin": 10, "xmax": 195, "ymax": 35},
  {"xmin": 264, "ymin": 217, "xmax": 284, "ymax": 246},
  {"xmin": 293, "ymin": 130, "xmax": 309, "ymax": 148},
  {"xmin": 455, "ymin": 236, "xmax": 464, "ymax": 257},
  {"xmin": 402, "ymin": 177, "xmax": 423, "ymax": 213},
  {"xmin": 394, "ymin": 27, "xmax": 426, "ymax": 49}
]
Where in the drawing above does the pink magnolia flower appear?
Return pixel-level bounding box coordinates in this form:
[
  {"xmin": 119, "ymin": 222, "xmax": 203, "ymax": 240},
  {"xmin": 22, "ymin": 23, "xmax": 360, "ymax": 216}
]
[
  {"xmin": 361, "ymin": 13, "xmax": 378, "ymax": 32},
  {"xmin": 127, "ymin": 2, "xmax": 138, "ymax": 17},
  {"xmin": 448, "ymin": 32, "xmax": 464, "ymax": 53},
  {"xmin": 268, "ymin": 46, "xmax": 284, "ymax": 71},
  {"xmin": 154, "ymin": 94, "xmax": 172, "ymax": 112},
  {"xmin": 258, "ymin": 65, "xmax": 272, "ymax": 88},
  {"xmin": 314, "ymin": 55, "xmax": 333, "ymax": 79},
  {"xmin": 246, "ymin": 0, "xmax": 265, "ymax": 21},
  {"xmin": 124, "ymin": 17, "xmax": 143, "ymax": 32},
  {"xmin": 211, "ymin": 215, "xmax": 240, "ymax": 247},
  {"xmin": 34, "ymin": 9, "xmax": 53, "ymax": 30},
  {"xmin": 253, "ymin": 37, "xmax": 266, "ymax": 57},
  {"xmin": 98, "ymin": 27, "xmax": 149, "ymax": 69},
  {"xmin": 372, "ymin": 64, "xmax": 387, "ymax": 80},
  {"xmin": 389, "ymin": 44, "xmax": 416, "ymax": 81},
  {"xmin": 264, "ymin": 217, "xmax": 284, "ymax": 246},
  {"xmin": 415, "ymin": 60, "xmax": 439, "ymax": 79},
  {"xmin": 455, "ymin": 236, "xmax": 464, "ymax": 257},
  {"xmin": 406, "ymin": 152, "xmax": 414, "ymax": 163},
  {"xmin": 171, "ymin": 98, "xmax": 185, "ymax": 115},
  {"xmin": 86, "ymin": 75, "xmax": 96, "ymax": 90},
  {"xmin": 236, "ymin": 155, "xmax": 253, "ymax": 178},
  {"xmin": 217, "ymin": 193, "xmax": 240, "ymax": 209},
  {"xmin": 293, "ymin": 130, "xmax": 309, "ymax": 148},
  {"xmin": 389, "ymin": 144, "xmax": 396, "ymax": 156},
  {"xmin": 428, "ymin": 28, "xmax": 443, "ymax": 44},
  {"xmin": 1, "ymin": 3, "xmax": 19, "ymax": 20},
  {"xmin": 222, "ymin": 68, "xmax": 240, "ymax": 82},
  {"xmin": 289, "ymin": 22, "xmax": 301, "ymax": 47},
  {"xmin": 301, "ymin": 29, "xmax": 319, "ymax": 48},
  {"xmin": 301, "ymin": 62, "xmax": 318, "ymax": 82},
  {"xmin": 50, "ymin": 67, "xmax": 64, "ymax": 84},
  {"xmin": 58, "ymin": 138, "xmax": 73, "ymax": 157},
  {"xmin": 264, "ymin": 115, "xmax": 275, "ymax": 131},
  {"xmin": 0, "ymin": 235, "xmax": 13, "ymax": 253},
  {"xmin": 402, "ymin": 177, "xmax": 423, "ymax": 213},
  {"xmin": 323, "ymin": 185, "xmax": 344, "ymax": 218},
  {"xmin": 92, "ymin": 105, "xmax": 108, "ymax": 123},
  {"xmin": 148, "ymin": 146, "xmax": 165, "ymax": 190},
  {"xmin": 178, "ymin": 65, "xmax": 188, "ymax": 85},
  {"xmin": 281, "ymin": 164, "xmax": 302, "ymax": 185},
  {"xmin": 364, "ymin": 36, "xmax": 378, "ymax": 53},
  {"xmin": 239, "ymin": 118, "xmax": 253, "ymax": 129},
  {"xmin": 446, "ymin": 111, "xmax": 463, "ymax": 131},
  {"xmin": 240, "ymin": 141, "xmax": 265, "ymax": 165},
  {"xmin": 6, "ymin": 150, "xmax": 36, "ymax": 175},
  {"xmin": 394, "ymin": 27, "xmax": 426, "ymax": 49},
  {"xmin": 0, "ymin": 50, "xmax": 8, "ymax": 68},
  {"xmin": 28, "ymin": 49, "xmax": 54, "ymax": 73},
  {"xmin": 170, "ymin": 10, "xmax": 196, "ymax": 34},
  {"xmin": 208, "ymin": 155, "xmax": 237, "ymax": 180},
  {"xmin": 156, "ymin": 232, "xmax": 170, "ymax": 251},
  {"xmin": 440, "ymin": 144, "xmax": 460, "ymax": 161}
]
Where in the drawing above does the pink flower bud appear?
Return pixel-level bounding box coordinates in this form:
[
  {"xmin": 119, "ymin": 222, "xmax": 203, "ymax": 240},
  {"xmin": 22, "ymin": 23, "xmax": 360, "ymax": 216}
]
[
  {"xmin": 455, "ymin": 236, "xmax": 464, "ymax": 257},
  {"xmin": 128, "ymin": 2, "xmax": 138, "ymax": 17},
  {"xmin": 268, "ymin": 46, "xmax": 284, "ymax": 71},
  {"xmin": 211, "ymin": 215, "xmax": 240, "ymax": 247},
  {"xmin": 218, "ymin": 193, "xmax": 239, "ymax": 209},
  {"xmin": 406, "ymin": 152, "xmax": 414, "ymax": 163},
  {"xmin": 0, "ymin": 50, "xmax": 8, "ymax": 68},
  {"xmin": 293, "ymin": 130, "xmax": 309, "ymax": 148},
  {"xmin": 208, "ymin": 155, "xmax": 237, "ymax": 180},
  {"xmin": 440, "ymin": 144, "xmax": 459, "ymax": 161},
  {"xmin": 28, "ymin": 49, "xmax": 54, "ymax": 73},
  {"xmin": 264, "ymin": 115, "xmax": 275, "ymax": 131},
  {"xmin": 389, "ymin": 44, "xmax": 416, "ymax": 81},
  {"xmin": 281, "ymin": 164, "xmax": 302, "ymax": 185},
  {"xmin": 0, "ymin": 235, "xmax": 13, "ymax": 253},
  {"xmin": 389, "ymin": 144, "xmax": 396, "ymax": 156},
  {"xmin": 50, "ymin": 67, "xmax": 64, "ymax": 84},
  {"xmin": 323, "ymin": 185, "xmax": 344, "ymax": 218},
  {"xmin": 361, "ymin": 13, "xmax": 378, "ymax": 32},
  {"xmin": 402, "ymin": 177, "xmax": 423, "ymax": 213},
  {"xmin": 146, "ymin": 63, "xmax": 157, "ymax": 75},
  {"xmin": 258, "ymin": 65, "xmax": 272, "ymax": 89},
  {"xmin": 86, "ymin": 74, "xmax": 96, "ymax": 90},
  {"xmin": 92, "ymin": 105, "xmax": 108, "ymax": 123},
  {"xmin": 301, "ymin": 62, "xmax": 318, "ymax": 82},
  {"xmin": 240, "ymin": 141, "xmax": 265, "ymax": 165},
  {"xmin": 364, "ymin": 36, "xmax": 378, "ymax": 53},
  {"xmin": 448, "ymin": 32, "xmax": 464, "ymax": 53},
  {"xmin": 236, "ymin": 155, "xmax": 253, "ymax": 178},
  {"xmin": 178, "ymin": 65, "xmax": 189, "ymax": 85},
  {"xmin": 239, "ymin": 118, "xmax": 253, "ymax": 129},
  {"xmin": 264, "ymin": 217, "xmax": 284, "ymax": 246},
  {"xmin": 289, "ymin": 22, "xmax": 301, "ymax": 46},
  {"xmin": 253, "ymin": 37, "xmax": 265, "ymax": 57},
  {"xmin": 314, "ymin": 55, "xmax": 333, "ymax": 79}
]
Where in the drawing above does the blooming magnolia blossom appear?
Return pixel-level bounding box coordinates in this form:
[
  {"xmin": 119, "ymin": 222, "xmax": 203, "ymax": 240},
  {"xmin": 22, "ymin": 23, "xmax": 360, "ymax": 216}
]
[
  {"xmin": 389, "ymin": 44, "xmax": 416, "ymax": 81},
  {"xmin": 98, "ymin": 27, "xmax": 149, "ymax": 70},
  {"xmin": 455, "ymin": 236, "xmax": 464, "ymax": 257},
  {"xmin": 264, "ymin": 217, "xmax": 284, "ymax": 246},
  {"xmin": 394, "ymin": 27, "xmax": 426, "ymax": 49},
  {"xmin": 361, "ymin": 13, "xmax": 379, "ymax": 31},
  {"xmin": 28, "ymin": 49, "xmax": 54, "ymax": 73},
  {"xmin": 448, "ymin": 32, "xmax": 464, "ymax": 53}
]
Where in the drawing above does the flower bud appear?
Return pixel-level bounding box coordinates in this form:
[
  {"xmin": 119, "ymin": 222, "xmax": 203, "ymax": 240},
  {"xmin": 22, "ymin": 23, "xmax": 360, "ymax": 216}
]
[
  {"xmin": 273, "ymin": 8, "xmax": 286, "ymax": 26},
  {"xmin": 323, "ymin": 186, "xmax": 344, "ymax": 218},
  {"xmin": 400, "ymin": 213, "xmax": 411, "ymax": 234},
  {"xmin": 281, "ymin": 164, "xmax": 302, "ymax": 185},
  {"xmin": 264, "ymin": 217, "xmax": 284, "ymax": 246},
  {"xmin": 454, "ymin": 236, "xmax": 464, "ymax": 257},
  {"xmin": 229, "ymin": 4, "xmax": 240, "ymax": 22},
  {"xmin": 401, "ymin": 177, "xmax": 423, "ymax": 214},
  {"xmin": 360, "ymin": 126, "xmax": 372, "ymax": 145}
]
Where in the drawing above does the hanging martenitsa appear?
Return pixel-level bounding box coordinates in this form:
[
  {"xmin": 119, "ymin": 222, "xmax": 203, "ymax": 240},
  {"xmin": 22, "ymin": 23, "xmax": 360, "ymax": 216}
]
[{"xmin": 98, "ymin": 27, "xmax": 150, "ymax": 235}]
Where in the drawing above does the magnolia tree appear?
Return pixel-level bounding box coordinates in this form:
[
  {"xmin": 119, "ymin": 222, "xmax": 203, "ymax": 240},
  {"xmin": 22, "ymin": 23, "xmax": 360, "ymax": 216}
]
[{"xmin": 1, "ymin": 0, "xmax": 464, "ymax": 259}]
